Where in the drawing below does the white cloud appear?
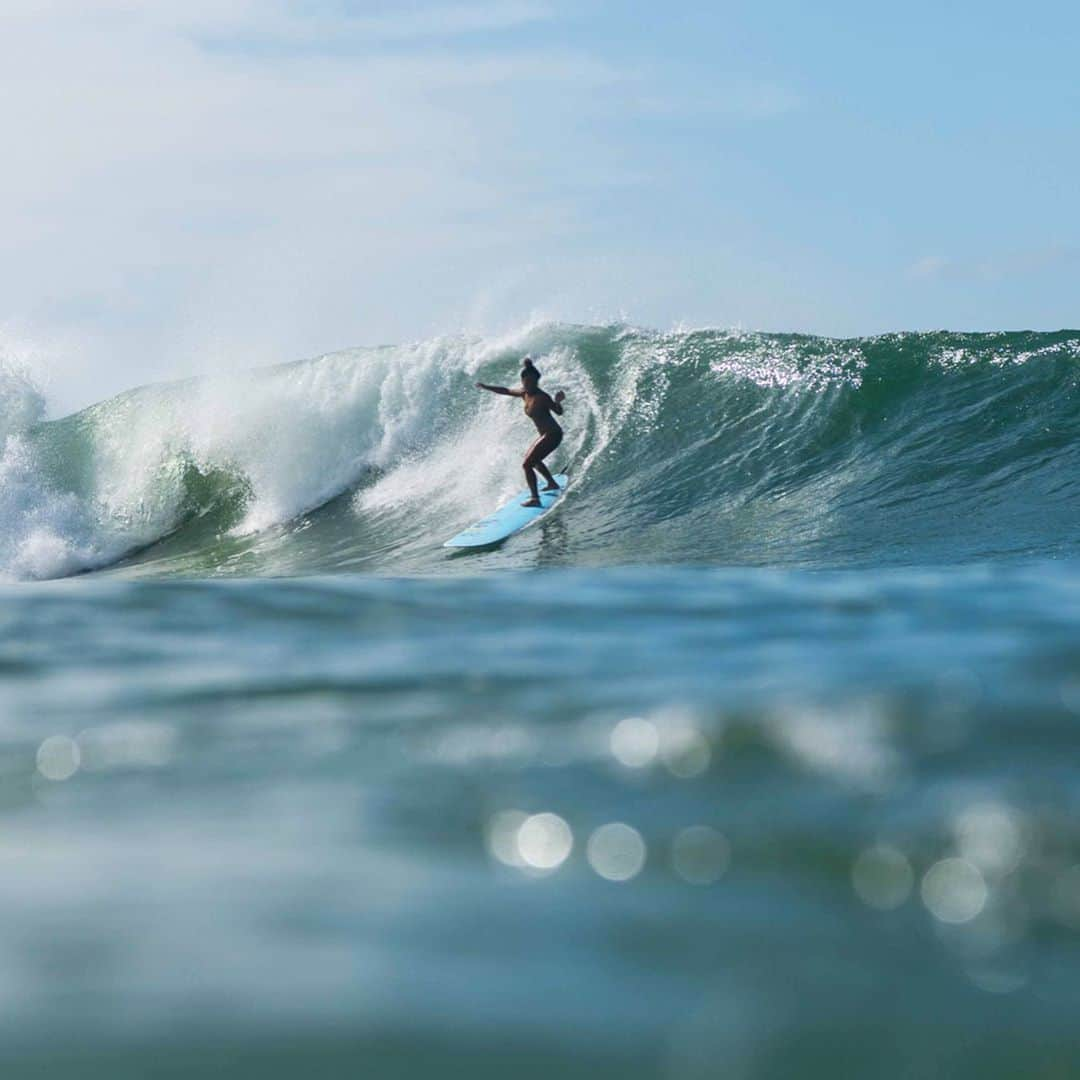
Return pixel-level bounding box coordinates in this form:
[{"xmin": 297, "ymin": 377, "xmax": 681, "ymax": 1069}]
[
  {"xmin": 6, "ymin": 1, "xmax": 556, "ymax": 41},
  {"xmin": 294, "ymin": 3, "xmax": 557, "ymax": 43},
  {"xmin": 632, "ymin": 78, "xmax": 803, "ymax": 119},
  {"xmin": 0, "ymin": 2, "xmax": 622, "ymax": 411},
  {"xmin": 909, "ymin": 255, "xmax": 954, "ymax": 280},
  {"xmin": 909, "ymin": 247, "xmax": 1080, "ymax": 282}
]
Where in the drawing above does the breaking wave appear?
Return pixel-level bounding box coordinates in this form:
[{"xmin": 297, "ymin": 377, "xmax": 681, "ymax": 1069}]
[{"xmin": 2, "ymin": 323, "xmax": 1079, "ymax": 580}]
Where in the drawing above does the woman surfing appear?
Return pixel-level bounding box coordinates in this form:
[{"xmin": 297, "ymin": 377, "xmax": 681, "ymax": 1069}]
[{"xmin": 476, "ymin": 358, "xmax": 566, "ymax": 507}]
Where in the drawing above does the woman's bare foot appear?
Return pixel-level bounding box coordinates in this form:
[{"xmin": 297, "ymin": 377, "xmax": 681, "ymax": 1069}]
[
  {"xmin": 542, "ymin": 482, "xmax": 561, "ymax": 491},
  {"xmin": 521, "ymin": 497, "xmax": 542, "ymax": 508}
]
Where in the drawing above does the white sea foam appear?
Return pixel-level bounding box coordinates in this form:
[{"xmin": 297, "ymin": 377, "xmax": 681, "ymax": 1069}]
[
  {"xmin": 0, "ymin": 323, "xmax": 607, "ymax": 580},
  {"xmin": 0, "ymin": 363, "xmax": 99, "ymax": 580}
]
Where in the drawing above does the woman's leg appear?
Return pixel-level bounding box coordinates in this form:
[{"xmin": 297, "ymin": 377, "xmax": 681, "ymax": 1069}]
[
  {"xmin": 523, "ymin": 463, "xmax": 540, "ymax": 505},
  {"xmin": 522, "ymin": 433, "xmax": 561, "ymax": 505},
  {"xmin": 534, "ymin": 431, "xmax": 563, "ymax": 489},
  {"xmin": 534, "ymin": 459, "xmax": 559, "ymax": 490}
]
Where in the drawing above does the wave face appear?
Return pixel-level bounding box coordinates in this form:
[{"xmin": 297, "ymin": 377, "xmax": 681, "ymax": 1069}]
[{"xmin": 3, "ymin": 324, "xmax": 1080, "ymax": 580}]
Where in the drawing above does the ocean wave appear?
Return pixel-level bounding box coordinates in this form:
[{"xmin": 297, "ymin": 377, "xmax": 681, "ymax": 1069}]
[{"xmin": 3, "ymin": 324, "xmax": 1079, "ymax": 580}]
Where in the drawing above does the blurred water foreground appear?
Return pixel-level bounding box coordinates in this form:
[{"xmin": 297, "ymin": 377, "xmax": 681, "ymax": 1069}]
[{"xmin": 2, "ymin": 567, "xmax": 1080, "ymax": 1077}]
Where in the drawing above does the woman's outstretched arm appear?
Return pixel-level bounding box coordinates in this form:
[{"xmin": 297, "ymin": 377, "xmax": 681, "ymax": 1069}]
[
  {"xmin": 549, "ymin": 390, "xmax": 566, "ymax": 415},
  {"xmin": 476, "ymin": 383, "xmax": 523, "ymax": 397}
]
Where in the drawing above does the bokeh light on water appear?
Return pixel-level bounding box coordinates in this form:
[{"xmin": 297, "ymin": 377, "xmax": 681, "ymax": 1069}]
[
  {"xmin": 609, "ymin": 717, "xmax": 660, "ymax": 768},
  {"xmin": 517, "ymin": 813, "xmax": 574, "ymax": 870},
  {"xmin": 952, "ymin": 802, "xmax": 1024, "ymax": 877},
  {"xmin": 35, "ymin": 735, "xmax": 80, "ymax": 781},
  {"xmin": 487, "ymin": 811, "xmax": 574, "ymax": 872},
  {"xmin": 486, "ymin": 810, "xmax": 530, "ymax": 869},
  {"xmin": 851, "ymin": 845, "xmax": 914, "ymax": 911},
  {"xmin": 921, "ymin": 858, "xmax": 989, "ymax": 925},
  {"xmin": 586, "ymin": 823, "xmax": 647, "ymax": 881},
  {"xmin": 671, "ymin": 826, "xmax": 730, "ymax": 885},
  {"xmin": 660, "ymin": 725, "xmax": 712, "ymax": 779}
]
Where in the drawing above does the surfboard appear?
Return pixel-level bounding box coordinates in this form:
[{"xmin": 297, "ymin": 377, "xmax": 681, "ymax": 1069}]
[{"xmin": 444, "ymin": 474, "xmax": 569, "ymax": 548}]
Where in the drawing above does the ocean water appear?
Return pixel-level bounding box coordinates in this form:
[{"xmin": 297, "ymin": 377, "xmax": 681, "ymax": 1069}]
[{"xmin": 2, "ymin": 324, "xmax": 1080, "ymax": 1077}]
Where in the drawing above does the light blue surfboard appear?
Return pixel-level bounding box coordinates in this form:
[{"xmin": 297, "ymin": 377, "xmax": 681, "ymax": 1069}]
[{"xmin": 444, "ymin": 475, "xmax": 569, "ymax": 548}]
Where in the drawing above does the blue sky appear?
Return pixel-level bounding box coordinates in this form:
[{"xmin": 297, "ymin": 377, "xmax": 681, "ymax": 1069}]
[{"xmin": 1, "ymin": 1, "xmax": 1077, "ymax": 410}]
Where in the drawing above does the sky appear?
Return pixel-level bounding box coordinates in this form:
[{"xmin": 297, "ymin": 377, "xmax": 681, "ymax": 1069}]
[{"xmin": 2, "ymin": 0, "xmax": 1078, "ymax": 412}]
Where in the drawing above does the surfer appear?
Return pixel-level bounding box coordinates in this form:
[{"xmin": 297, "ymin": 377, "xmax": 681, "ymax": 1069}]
[{"xmin": 476, "ymin": 358, "xmax": 566, "ymax": 507}]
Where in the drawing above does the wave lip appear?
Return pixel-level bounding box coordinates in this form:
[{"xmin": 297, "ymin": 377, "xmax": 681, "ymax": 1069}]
[{"xmin": 3, "ymin": 324, "xmax": 1080, "ymax": 581}]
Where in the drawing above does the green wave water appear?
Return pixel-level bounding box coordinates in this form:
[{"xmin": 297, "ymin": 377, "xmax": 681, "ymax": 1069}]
[{"xmin": 3, "ymin": 323, "xmax": 1079, "ymax": 579}]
